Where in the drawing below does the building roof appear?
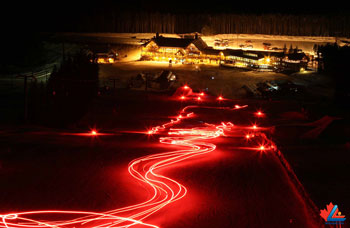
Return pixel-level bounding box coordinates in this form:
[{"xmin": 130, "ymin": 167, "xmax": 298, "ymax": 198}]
[
  {"xmin": 202, "ymin": 48, "xmax": 222, "ymax": 55},
  {"xmin": 286, "ymin": 52, "xmax": 307, "ymax": 61},
  {"xmin": 192, "ymin": 38, "xmax": 208, "ymax": 51},
  {"xmin": 152, "ymin": 37, "xmax": 194, "ymax": 48},
  {"xmin": 223, "ymin": 49, "xmax": 285, "ymax": 60},
  {"xmin": 149, "ymin": 35, "xmax": 209, "ymax": 51},
  {"xmin": 223, "ymin": 49, "xmax": 264, "ymax": 59}
]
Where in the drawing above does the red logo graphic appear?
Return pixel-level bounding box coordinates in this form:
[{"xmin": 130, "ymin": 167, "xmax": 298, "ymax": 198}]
[{"xmin": 320, "ymin": 202, "xmax": 346, "ymax": 225}]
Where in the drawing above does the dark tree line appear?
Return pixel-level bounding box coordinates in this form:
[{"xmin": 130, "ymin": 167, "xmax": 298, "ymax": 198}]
[
  {"xmin": 28, "ymin": 51, "xmax": 99, "ymax": 126},
  {"xmin": 59, "ymin": 12, "xmax": 350, "ymax": 37},
  {"xmin": 0, "ymin": 33, "xmax": 48, "ymax": 74},
  {"xmin": 317, "ymin": 43, "xmax": 350, "ymax": 105}
]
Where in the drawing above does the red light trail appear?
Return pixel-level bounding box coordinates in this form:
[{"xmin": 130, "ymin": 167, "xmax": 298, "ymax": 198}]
[{"xmin": 0, "ymin": 102, "xmax": 276, "ymax": 228}]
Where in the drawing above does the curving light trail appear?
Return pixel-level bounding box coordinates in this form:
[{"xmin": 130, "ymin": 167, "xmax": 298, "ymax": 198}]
[{"xmin": 0, "ymin": 102, "xmax": 272, "ymax": 228}]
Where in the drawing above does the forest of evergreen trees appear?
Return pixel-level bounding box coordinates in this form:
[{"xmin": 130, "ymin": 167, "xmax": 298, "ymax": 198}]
[
  {"xmin": 27, "ymin": 51, "xmax": 99, "ymax": 126},
  {"xmin": 317, "ymin": 44, "xmax": 350, "ymax": 104},
  {"xmin": 61, "ymin": 12, "xmax": 350, "ymax": 37}
]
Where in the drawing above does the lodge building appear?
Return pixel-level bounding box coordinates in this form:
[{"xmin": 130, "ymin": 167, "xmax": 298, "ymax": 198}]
[
  {"xmin": 141, "ymin": 33, "xmax": 223, "ymax": 64},
  {"xmin": 141, "ymin": 33, "xmax": 309, "ymax": 71}
]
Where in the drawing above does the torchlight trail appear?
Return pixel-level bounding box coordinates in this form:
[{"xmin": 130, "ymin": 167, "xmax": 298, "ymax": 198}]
[{"xmin": 0, "ymin": 104, "xmax": 272, "ymax": 228}]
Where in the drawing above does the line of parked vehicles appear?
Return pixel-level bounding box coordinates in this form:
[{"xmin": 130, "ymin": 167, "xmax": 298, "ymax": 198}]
[{"xmin": 255, "ymin": 79, "xmax": 305, "ymax": 98}]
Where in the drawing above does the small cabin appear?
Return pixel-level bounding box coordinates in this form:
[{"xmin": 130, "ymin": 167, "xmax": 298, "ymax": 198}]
[{"xmin": 89, "ymin": 45, "xmax": 118, "ymax": 64}]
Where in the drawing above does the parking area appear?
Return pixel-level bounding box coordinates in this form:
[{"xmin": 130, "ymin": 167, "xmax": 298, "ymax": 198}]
[{"xmin": 98, "ymin": 61, "xmax": 333, "ymax": 101}]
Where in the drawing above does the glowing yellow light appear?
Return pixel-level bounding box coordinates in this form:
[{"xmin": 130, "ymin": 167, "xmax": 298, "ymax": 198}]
[{"xmin": 97, "ymin": 58, "xmax": 105, "ymax": 64}]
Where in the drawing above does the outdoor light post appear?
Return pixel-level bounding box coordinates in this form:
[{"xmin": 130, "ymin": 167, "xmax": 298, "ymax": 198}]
[
  {"xmin": 145, "ymin": 74, "xmax": 151, "ymax": 92},
  {"xmin": 62, "ymin": 42, "xmax": 65, "ymax": 61},
  {"xmin": 16, "ymin": 74, "xmax": 36, "ymax": 122},
  {"xmin": 109, "ymin": 78, "xmax": 119, "ymax": 89}
]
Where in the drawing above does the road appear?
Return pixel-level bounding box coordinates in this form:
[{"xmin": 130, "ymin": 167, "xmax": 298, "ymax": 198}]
[{"xmin": 0, "ymin": 89, "xmax": 324, "ymax": 227}]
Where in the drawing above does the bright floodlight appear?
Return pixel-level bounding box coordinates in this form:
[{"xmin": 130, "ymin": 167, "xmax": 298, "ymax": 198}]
[
  {"xmin": 256, "ymin": 111, "xmax": 263, "ymax": 116},
  {"xmin": 91, "ymin": 130, "xmax": 97, "ymax": 136}
]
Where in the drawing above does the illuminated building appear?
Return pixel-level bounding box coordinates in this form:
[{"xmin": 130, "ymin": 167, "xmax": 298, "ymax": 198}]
[
  {"xmin": 141, "ymin": 33, "xmax": 309, "ymax": 71},
  {"xmin": 88, "ymin": 45, "xmax": 118, "ymax": 64},
  {"xmin": 221, "ymin": 50, "xmax": 283, "ymax": 70},
  {"xmin": 281, "ymin": 52, "xmax": 309, "ymax": 71},
  {"xmin": 141, "ymin": 33, "xmax": 223, "ymax": 64}
]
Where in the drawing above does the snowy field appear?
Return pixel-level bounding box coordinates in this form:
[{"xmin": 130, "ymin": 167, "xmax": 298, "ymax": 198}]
[{"xmin": 55, "ymin": 32, "xmax": 350, "ymax": 55}]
